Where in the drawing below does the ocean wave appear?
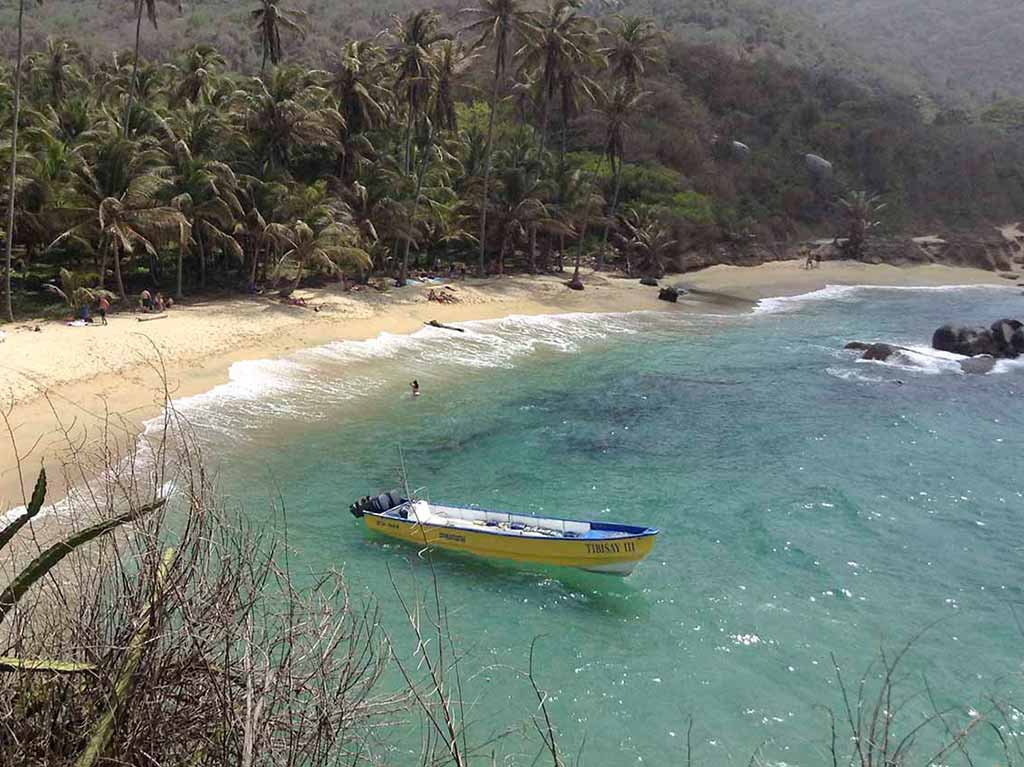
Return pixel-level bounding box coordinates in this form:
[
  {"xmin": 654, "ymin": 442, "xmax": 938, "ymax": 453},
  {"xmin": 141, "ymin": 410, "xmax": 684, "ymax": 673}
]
[
  {"xmin": 753, "ymin": 283, "xmax": 1014, "ymax": 316},
  {"xmin": 858, "ymin": 345, "xmax": 966, "ymax": 376},
  {"xmin": 752, "ymin": 285, "xmax": 862, "ymax": 315},
  {"xmin": 146, "ymin": 311, "xmax": 649, "ymax": 435}
]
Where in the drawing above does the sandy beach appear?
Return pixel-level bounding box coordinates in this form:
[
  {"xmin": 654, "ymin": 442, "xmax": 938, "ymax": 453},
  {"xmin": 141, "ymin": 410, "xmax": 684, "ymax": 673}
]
[{"xmin": 0, "ymin": 260, "xmax": 1008, "ymax": 512}]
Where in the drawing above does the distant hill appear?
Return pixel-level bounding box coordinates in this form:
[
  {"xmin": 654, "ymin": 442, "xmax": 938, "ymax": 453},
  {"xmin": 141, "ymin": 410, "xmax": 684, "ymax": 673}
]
[
  {"xmin": 1, "ymin": 0, "xmax": 1019, "ymax": 111},
  {"xmin": 775, "ymin": 0, "xmax": 1024, "ymax": 105},
  {"xmin": 0, "ymin": 0, "xmax": 945, "ymax": 100}
]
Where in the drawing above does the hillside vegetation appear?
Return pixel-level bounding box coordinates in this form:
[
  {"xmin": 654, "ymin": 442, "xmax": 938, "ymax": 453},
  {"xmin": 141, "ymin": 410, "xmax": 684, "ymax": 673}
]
[
  {"xmin": 2, "ymin": 0, "xmax": 1024, "ymax": 321},
  {"xmin": 778, "ymin": 0, "xmax": 1024, "ymax": 104}
]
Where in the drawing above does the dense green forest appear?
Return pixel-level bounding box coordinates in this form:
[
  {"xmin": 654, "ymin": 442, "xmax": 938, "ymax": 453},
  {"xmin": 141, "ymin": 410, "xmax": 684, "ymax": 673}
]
[
  {"xmin": 3, "ymin": 0, "xmax": 1024, "ymax": 321},
  {"xmin": 777, "ymin": 0, "xmax": 1024, "ymax": 104}
]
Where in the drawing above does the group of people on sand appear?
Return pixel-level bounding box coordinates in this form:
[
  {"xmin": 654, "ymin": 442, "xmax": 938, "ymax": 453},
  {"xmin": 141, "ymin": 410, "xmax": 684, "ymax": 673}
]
[
  {"xmin": 74, "ymin": 295, "xmax": 110, "ymax": 326},
  {"xmin": 139, "ymin": 289, "xmax": 172, "ymax": 313},
  {"xmin": 73, "ymin": 289, "xmax": 174, "ymax": 326},
  {"xmin": 800, "ymin": 245, "xmax": 822, "ymax": 269}
]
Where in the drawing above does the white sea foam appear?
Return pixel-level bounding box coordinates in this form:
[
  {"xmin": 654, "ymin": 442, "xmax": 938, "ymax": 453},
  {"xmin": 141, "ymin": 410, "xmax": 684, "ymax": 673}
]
[
  {"xmin": 753, "ymin": 283, "xmax": 1015, "ymax": 316},
  {"xmin": 143, "ymin": 311, "xmax": 649, "ymax": 436},
  {"xmin": 752, "ymin": 285, "xmax": 862, "ymax": 315}
]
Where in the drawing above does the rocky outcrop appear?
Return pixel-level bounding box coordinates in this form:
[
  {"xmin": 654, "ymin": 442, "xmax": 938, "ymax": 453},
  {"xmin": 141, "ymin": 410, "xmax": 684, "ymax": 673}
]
[
  {"xmin": 676, "ymin": 232, "xmax": 1019, "ymax": 274},
  {"xmin": 862, "ymin": 343, "xmax": 898, "ymax": 361},
  {"xmin": 932, "ymin": 319, "xmax": 1024, "ymax": 358},
  {"xmin": 658, "ymin": 287, "xmax": 680, "ymax": 303}
]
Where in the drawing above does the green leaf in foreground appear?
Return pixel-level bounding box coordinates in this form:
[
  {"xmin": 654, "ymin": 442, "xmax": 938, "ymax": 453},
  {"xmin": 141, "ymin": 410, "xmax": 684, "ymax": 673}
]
[
  {"xmin": 0, "ymin": 498, "xmax": 166, "ymax": 627},
  {"xmin": 0, "ymin": 469, "xmax": 48, "ymax": 555}
]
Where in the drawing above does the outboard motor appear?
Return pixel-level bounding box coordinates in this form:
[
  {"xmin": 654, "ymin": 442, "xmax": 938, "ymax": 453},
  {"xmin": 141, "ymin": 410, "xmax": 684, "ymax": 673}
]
[{"xmin": 349, "ymin": 490, "xmax": 404, "ymax": 518}]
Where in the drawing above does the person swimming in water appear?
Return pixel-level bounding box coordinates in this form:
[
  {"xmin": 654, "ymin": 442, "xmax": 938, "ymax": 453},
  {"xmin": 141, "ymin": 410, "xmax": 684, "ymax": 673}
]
[{"xmin": 411, "ymin": 380, "xmax": 420, "ymax": 396}]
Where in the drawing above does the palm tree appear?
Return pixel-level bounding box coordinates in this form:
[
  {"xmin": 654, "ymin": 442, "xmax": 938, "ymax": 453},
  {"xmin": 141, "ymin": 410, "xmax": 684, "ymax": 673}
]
[
  {"xmin": 4, "ymin": 0, "xmax": 43, "ymax": 322},
  {"xmin": 614, "ymin": 207, "xmax": 676, "ymax": 277},
  {"xmin": 602, "ymin": 15, "xmax": 663, "ymax": 90},
  {"xmin": 166, "ymin": 138, "xmax": 243, "ymax": 295},
  {"xmin": 270, "ymin": 219, "xmax": 370, "ymax": 292},
  {"xmin": 431, "ymin": 40, "xmax": 477, "ymax": 135},
  {"xmin": 243, "ymin": 67, "xmax": 343, "ymax": 174},
  {"xmin": 519, "ymin": 0, "xmax": 597, "ymax": 151},
  {"xmin": 463, "ymin": 0, "xmax": 537, "ymax": 277},
  {"xmin": 170, "ymin": 45, "xmax": 226, "ymax": 106},
  {"xmin": 564, "ymin": 171, "xmax": 604, "ymax": 289},
  {"xmin": 838, "ymin": 191, "xmax": 886, "ymax": 261},
  {"xmin": 389, "ymin": 10, "xmax": 448, "ymax": 175},
  {"xmin": 251, "ymin": 0, "xmax": 307, "ymax": 76},
  {"xmin": 492, "ymin": 165, "xmax": 565, "ymax": 275},
  {"xmin": 594, "ymin": 81, "xmax": 647, "ymax": 269},
  {"xmin": 55, "ymin": 135, "xmax": 188, "ymax": 301},
  {"xmin": 125, "ymin": 0, "xmax": 181, "ymax": 137},
  {"xmin": 328, "ymin": 41, "xmax": 389, "ymax": 183},
  {"xmin": 27, "ymin": 37, "xmax": 85, "ymax": 104}
]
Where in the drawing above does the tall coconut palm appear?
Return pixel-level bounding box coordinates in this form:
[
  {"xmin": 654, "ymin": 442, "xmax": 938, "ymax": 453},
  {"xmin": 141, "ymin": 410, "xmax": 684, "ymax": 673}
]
[
  {"xmin": 518, "ymin": 0, "xmax": 597, "ymax": 151},
  {"xmin": 125, "ymin": 0, "xmax": 181, "ymax": 136},
  {"xmin": 251, "ymin": 0, "xmax": 307, "ymax": 76},
  {"xmin": 4, "ymin": 0, "xmax": 43, "ymax": 322},
  {"xmin": 463, "ymin": 0, "xmax": 537, "ymax": 276},
  {"xmin": 166, "ymin": 138, "xmax": 243, "ymax": 295},
  {"xmin": 594, "ymin": 81, "xmax": 647, "ymax": 268},
  {"xmin": 328, "ymin": 41, "xmax": 389, "ymax": 182},
  {"xmin": 602, "ymin": 14, "xmax": 662, "ymax": 90},
  {"xmin": 431, "ymin": 40, "xmax": 477, "ymax": 135},
  {"xmin": 389, "ymin": 10, "xmax": 449, "ymax": 176}
]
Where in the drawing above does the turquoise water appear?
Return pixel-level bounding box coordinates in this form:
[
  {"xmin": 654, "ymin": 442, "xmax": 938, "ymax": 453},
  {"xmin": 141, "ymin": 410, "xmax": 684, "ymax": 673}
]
[{"xmin": 178, "ymin": 286, "xmax": 1024, "ymax": 765}]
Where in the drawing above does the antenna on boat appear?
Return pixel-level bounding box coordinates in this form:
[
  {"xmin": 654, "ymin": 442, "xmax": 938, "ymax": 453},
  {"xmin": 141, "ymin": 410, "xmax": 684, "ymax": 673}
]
[{"xmin": 397, "ymin": 446, "xmax": 412, "ymax": 501}]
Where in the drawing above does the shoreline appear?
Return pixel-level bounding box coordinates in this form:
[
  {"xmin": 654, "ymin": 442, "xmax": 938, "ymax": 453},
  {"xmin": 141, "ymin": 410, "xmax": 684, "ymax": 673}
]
[{"xmin": 0, "ymin": 261, "xmax": 1009, "ymax": 512}]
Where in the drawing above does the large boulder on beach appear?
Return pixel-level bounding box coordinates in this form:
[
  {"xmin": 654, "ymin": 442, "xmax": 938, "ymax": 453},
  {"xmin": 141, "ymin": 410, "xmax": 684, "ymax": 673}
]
[
  {"xmin": 658, "ymin": 287, "xmax": 680, "ymax": 303},
  {"xmin": 639, "ymin": 276, "xmax": 659, "ymax": 287},
  {"xmin": 863, "ymin": 343, "xmax": 898, "ymax": 361}
]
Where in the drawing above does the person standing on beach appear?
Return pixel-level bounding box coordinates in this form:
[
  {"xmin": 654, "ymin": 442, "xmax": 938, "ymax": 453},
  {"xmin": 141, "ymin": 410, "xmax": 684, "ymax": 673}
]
[{"xmin": 98, "ymin": 295, "xmax": 110, "ymax": 325}]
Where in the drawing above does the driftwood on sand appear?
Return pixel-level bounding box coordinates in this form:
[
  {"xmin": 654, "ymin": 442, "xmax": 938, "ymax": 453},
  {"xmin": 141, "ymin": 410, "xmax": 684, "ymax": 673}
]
[
  {"xmin": 137, "ymin": 314, "xmax": 169, "ymax": 323},
  {"xmin": 426, "ymin": 320, "xmax": 465, "ymax": 333}
]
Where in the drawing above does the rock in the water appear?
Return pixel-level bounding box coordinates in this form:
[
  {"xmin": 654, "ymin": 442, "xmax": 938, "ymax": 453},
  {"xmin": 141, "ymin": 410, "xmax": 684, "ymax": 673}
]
[
  {"xmin": 933, "ymin": 319, "xmax": 1024, "ymax": 358},
  {"xmin": 639, "ymin": 276, "xmax": 659, "ymax": 287},
  {"xmin": 566, "ymin": 278, "xmax": 584, "ymax": 291},
  {"xmin": 863, "ymin": 343, "xmax": 897, "ymax": 361},
  {"xmin": 1013, "ymin": 327, "xmax": 1024, "ymax": 355},
  {"xmin": 658, "ymin": 287, "xmax": 680, "ymax": 303},
  {"xmin": 844, "ymin": 341, "xmax": 871, "ymax": 351},
  {"xmin": 991, "ymin": 319, "xmax": 1023, "ymax": 355},
  {"xmin": 960, "ymin": 355, "xmax": 997, "ymax": 375},
  {"xmin": 932, "ymin": 324, "xmax": 995, "ymax": 357}
]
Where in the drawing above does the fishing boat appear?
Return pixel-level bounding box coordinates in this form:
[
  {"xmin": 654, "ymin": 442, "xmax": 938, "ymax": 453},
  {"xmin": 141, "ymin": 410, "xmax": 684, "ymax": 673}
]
[{"xmin": 349, "ymin": 491, "xmax": 659, "ymax": 575}]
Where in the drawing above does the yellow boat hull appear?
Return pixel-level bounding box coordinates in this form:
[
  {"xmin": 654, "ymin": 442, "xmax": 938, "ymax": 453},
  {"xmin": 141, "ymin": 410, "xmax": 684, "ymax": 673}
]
[{"xmin": 364, "ymin": 513, "xmax": 657, "ymax": 575}]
